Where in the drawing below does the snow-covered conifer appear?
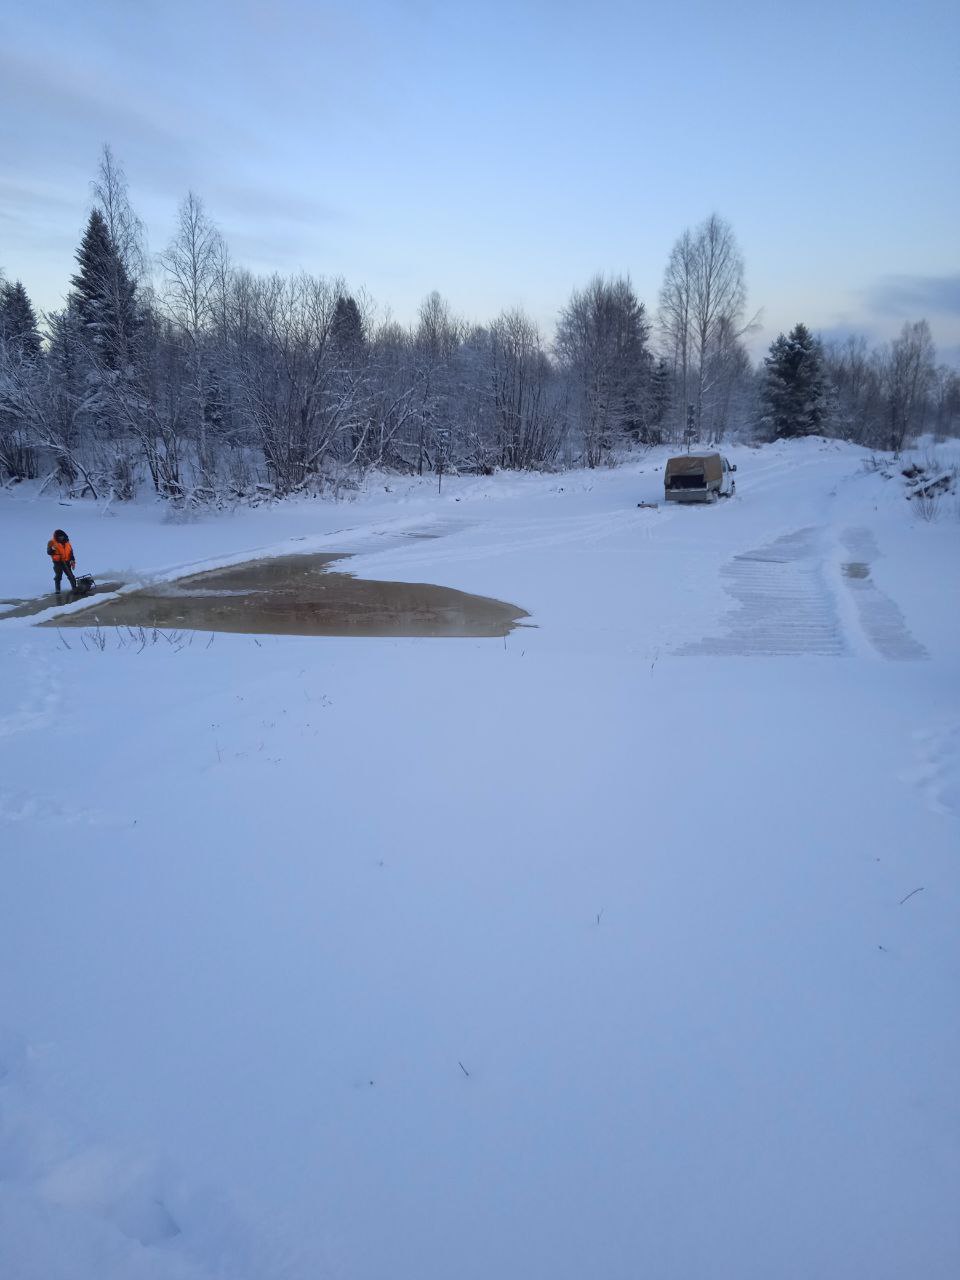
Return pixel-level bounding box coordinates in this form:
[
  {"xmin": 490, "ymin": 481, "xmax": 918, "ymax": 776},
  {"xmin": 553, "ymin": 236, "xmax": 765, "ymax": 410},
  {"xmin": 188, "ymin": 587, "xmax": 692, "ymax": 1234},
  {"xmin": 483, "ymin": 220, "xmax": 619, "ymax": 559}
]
[
  {"xmin": 761, "ymin": 322, "xmax": 827, "ymax": 438},
  {"xmin": 0, "ymin": 280, "xmax": 43, "ymax": 361},
  {"xmin": 331, "ymin": 294, "xmax": 365, "ymax": 360},
  {"xmin": 70, "ymin": 209, "xmax": 140, "ymax": 372}
]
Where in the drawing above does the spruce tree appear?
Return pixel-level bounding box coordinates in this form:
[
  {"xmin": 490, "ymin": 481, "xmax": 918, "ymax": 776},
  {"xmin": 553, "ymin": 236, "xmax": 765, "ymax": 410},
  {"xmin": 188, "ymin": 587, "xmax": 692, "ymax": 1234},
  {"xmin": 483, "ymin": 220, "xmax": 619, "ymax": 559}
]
[
  {"xmin": 331, "ymin": 294, "xmax": 365, "ymax": 360},
  {"xmin": 649, "ymin": 357, "xmax": 671, "ymax": 441},
  {"xmin": 71, "ymin": 209, "xmax": 140, "ymax": 371},
  {"xmin": 616, "ymin": 292, "xmax": 655, "ymax": 443},
  {"xmin": 0, "ymin": 280, "xmax": 42, "ymax": 360},
  {"xmin": 761, "ymin": 322, "xmax": 827, "ymax": 438}
]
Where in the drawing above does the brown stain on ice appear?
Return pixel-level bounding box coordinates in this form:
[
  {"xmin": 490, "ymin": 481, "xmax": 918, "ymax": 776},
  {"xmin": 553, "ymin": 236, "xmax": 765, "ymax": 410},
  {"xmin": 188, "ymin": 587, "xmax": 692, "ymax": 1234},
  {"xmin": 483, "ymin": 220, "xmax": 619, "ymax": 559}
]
[{"xmin": 43, "ymin": 553, "xmax": 527, "ymax": 639}]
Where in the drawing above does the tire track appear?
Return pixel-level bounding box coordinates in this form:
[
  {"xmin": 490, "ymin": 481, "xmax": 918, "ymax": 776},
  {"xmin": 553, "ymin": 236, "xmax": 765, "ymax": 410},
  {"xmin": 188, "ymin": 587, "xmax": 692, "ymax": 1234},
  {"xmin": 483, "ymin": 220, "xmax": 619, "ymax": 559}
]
[
  {"xmin": 841, "ymin": 528, "xmax": 927, "ymax": 660},
  {"xmin": 677, "ymin": 527, "xmax": 846, "ymax": 656}
]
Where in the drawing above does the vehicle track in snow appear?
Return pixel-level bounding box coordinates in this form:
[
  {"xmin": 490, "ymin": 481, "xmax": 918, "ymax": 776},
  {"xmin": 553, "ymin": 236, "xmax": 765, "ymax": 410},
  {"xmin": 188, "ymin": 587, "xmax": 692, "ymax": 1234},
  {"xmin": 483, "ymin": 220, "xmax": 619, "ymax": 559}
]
[
  {"xmin": 348, "ymin": 505, "xmax": 664, "ymax": 577},
  {"xmin": 676, "ymin": 526, "xmax": 846, "ymax": 656},
  {"xmin": 677, "ymin": 522, "xmax": 928, "ymax": 660},
  {"xmin": 840, "ymin": 527, "xmax": 927, "ymax": 660}
]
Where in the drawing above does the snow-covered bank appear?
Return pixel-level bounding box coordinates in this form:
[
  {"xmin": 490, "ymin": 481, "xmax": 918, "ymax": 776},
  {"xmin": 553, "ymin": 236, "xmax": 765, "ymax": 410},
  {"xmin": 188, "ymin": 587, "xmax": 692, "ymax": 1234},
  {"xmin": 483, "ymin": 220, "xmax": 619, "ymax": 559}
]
[{"xmin": 2, "ymin": 440, "xmax": 958, "ymax": 1279}]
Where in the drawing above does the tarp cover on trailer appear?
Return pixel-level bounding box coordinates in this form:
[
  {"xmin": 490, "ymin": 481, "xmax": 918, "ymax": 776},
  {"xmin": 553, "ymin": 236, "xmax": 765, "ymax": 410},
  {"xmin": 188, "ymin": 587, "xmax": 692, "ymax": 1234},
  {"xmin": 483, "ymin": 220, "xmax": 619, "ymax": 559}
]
[{"xmin": 665, "ymin": 454, "xmax": 723, "ymax": 484}]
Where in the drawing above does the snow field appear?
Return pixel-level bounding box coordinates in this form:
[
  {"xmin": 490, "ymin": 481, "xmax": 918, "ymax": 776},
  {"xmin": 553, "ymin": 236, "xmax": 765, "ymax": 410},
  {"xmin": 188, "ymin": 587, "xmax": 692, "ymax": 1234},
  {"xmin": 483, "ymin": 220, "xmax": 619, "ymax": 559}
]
[{"xmin": 1, "ymin": 438, "xmax": 958, "ymax": 1279}]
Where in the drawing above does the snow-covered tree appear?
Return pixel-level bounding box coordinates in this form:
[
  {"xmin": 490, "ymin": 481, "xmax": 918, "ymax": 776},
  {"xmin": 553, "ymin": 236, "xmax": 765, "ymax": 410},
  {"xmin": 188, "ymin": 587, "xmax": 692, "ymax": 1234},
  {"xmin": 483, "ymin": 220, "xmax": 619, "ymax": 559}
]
[
  {"xmin": 658, "ymin": 230, "xmax": 695, "ymax": 439},
  {"xmin": 158, "ymin": 192, "xmax": 230, "ymax": 485},
  {"xmin": 4, "ymin": 144, "xmax": 955, "ymax": 501},
  {"xmin": 647, "ymin": 357, "xmax": 671, "ymax": 443},
  {"xmin": 404, "ymin": 292, "xmax": 464, "ymax": 475},
  {"xmin": 761, "ymin": 323, "xmax": 827, "ymax": 439},
  {"xmin": 555, "ymin": 275, "xmax": 653, "ymax": 466},
  {"xmin": 0, "ymin": 280, "xmax": 43, "ymax": 361},
  {"xmin": 92, "ymin": 144, "xmax": 147, "ymax": 283},
  {"xmin": 159, "ymin": 192, "xmax": 223, "ymax": 336},
  {"xmin": 490, "ymin": 308, "xmax": 562, "ymax": 469},
  {"xmin": 932, "ymin": 365, "xmax": 960, "ymax": 440},
  {"xmin": 659, "ymin": 214, "xmax": 750, "ymax": 442},
  {"xmin": 883, "ymin": 319, "xmax": 936, "ymax": 453},
  {"xmin": 822, "ymin": 335, "xmax": 884, "ymax": 445},
  {"xmin": 0, "ymin": 274, "xmax": 42, "ymax": 479},
  {"xmin": 71, "ymin": 209, "xmax": 141, "ymax": 373},
  {"xmin": 331, "ymin": 294, "xmax": 365, "ymax": 360}
]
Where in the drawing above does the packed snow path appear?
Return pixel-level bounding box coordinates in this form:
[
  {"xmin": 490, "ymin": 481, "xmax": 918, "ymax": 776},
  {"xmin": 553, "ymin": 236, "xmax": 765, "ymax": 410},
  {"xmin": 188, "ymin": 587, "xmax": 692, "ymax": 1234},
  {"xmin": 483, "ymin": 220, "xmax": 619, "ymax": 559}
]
[
  {"xmin": 1, "ymin": 439, "xmax": 958, "ymax": 1280},
  {"xmin": 678, "ymin": 525, "xmax": 846, "ymax": 656},
  {"xmin": 839, "ymin": 526, "xmax": 929, "ymax": 660},
  {"xmin": 677, "ymin": 522, "xmax": 927, "ymax": 658}
]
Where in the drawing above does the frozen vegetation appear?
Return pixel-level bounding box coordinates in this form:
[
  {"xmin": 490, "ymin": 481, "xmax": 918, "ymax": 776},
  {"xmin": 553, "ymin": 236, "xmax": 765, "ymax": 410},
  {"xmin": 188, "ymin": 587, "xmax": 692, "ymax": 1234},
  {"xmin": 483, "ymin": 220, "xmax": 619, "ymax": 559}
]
[{"xmin": 3, "ymin": 151, "xmax": 958, "ymax": 509}]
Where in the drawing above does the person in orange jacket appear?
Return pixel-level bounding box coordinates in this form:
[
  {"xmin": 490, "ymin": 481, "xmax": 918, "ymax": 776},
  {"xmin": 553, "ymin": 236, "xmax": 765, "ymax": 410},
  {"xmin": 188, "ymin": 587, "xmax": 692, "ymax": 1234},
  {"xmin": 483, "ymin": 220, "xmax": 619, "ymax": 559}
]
[{"xmin": 47, "ymin": 529, "xmax": 77, "ymax": 594}]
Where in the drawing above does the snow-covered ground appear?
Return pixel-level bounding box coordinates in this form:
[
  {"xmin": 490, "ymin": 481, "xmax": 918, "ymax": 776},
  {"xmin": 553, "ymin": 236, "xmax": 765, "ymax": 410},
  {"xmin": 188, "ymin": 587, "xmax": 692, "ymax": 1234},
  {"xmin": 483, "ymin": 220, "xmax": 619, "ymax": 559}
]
[{"xmin": 1, "ymin": 439, "xmax": 958, "ymax": 1280}]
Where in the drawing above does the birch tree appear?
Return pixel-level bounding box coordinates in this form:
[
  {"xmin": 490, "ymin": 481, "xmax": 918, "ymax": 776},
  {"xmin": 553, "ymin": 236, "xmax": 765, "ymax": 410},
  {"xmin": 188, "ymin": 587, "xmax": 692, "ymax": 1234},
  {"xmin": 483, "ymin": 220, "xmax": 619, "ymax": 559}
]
[
  {"xmin": 555, "ymin": 275, "xmax": 653, "ymax": 466},
  {"xmin": 490, "ymin": 309, "xmax": 561, "ymax": 469},
  {"xmin": 159, "ymin": 193, "xmax": 228, "ymax": 484},
  {"xmin": 92, "ymin": 144, "xmax": 147, "ymax": 283},
  {"xmin": 883, "ymin": 319, "xmax": 936, "ymax": 453},
  {"xmin": 658, "ymin": 230, "xmax": 695, "ymax": 439},
  {"xmin": 659, "ymin": 214, "xmax": 748, "ymax": 441}
]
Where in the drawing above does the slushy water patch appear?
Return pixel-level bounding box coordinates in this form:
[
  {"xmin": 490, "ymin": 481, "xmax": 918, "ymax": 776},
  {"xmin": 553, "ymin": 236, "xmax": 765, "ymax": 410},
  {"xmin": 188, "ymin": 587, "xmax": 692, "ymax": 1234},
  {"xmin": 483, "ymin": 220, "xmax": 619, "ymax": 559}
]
[
  {"xmin": 1, "ymin": 582, "xmax": 123, "ymax": 619},
  {"xmin": 44, "ymin": 553, "xmax": 527, "ymax": 638}
]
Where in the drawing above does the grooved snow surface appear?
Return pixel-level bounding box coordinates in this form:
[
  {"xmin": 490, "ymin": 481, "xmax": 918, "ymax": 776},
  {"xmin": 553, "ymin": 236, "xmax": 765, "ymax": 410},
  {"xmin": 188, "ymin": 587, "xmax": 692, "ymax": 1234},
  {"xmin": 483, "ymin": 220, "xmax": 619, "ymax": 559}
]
[
  {"xmin": 840, "ymin": 527, "xmax": 929, "ymax": 660},
  {"xmin": 677, "ymin": 526, "xmax": 847, "ymax": 655},
  {"xmin": 1, "ymin": 439, "xmax": 959, "ymax": 1280}
]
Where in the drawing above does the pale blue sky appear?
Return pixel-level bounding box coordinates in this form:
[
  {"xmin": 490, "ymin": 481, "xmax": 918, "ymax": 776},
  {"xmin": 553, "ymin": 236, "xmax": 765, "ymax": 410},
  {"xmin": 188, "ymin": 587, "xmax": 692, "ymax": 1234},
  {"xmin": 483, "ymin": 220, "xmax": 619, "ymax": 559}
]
[{"xmin": 1, "ymin": 0, "xmax": 958, "ymax": 356}]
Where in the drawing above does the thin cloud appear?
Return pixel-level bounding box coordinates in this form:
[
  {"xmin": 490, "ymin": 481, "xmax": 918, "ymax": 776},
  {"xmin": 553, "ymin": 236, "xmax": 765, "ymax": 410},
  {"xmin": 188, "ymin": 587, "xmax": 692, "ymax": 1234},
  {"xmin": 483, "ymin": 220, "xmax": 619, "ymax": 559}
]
[
  {"xmin": 813, "ymin": 322, "xmax": 880, "ymax": 347},
  {"xmin": 0, "ymin": 177, "xmax": 80, "ymax": 212},
  {"xmin": 0, "ymin": 49, "xmax": 193, "ymax": 155},
  {"xmin": 865, "ymin": 273, "xmax": 960, "ymax": 318},
  {"xmin": 209, "ymin": 182, "xmax": 348, "ymax": 228}
]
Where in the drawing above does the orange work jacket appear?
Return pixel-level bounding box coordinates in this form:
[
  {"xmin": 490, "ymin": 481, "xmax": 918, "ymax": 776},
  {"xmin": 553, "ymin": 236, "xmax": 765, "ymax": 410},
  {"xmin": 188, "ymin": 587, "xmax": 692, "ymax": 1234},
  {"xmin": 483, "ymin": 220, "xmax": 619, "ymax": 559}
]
[{"xmin": 48, "ymin": 537, "xmax": 74, "ymax": 563}]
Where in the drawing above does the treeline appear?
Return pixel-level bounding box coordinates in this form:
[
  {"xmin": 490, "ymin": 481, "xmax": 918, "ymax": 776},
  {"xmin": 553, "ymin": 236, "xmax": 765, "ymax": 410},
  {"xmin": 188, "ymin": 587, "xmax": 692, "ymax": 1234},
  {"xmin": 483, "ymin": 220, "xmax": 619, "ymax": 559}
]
[
  {"xmin": 0, "ymin": 149, "xmax": 956, "ymax": 503},
  {"xmin": 760, "ymin": 319, "xmax": 959, "ymax": 451}
]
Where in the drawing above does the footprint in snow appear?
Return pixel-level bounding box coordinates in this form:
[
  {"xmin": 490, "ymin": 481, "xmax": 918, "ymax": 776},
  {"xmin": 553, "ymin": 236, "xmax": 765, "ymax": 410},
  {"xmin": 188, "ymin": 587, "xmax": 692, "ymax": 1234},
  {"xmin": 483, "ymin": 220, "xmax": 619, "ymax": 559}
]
[
  {"xmin": 903, "ymin": 724, "xmax": 960, "ymax": 821},
  {"xmin": 0, "ymin": 788, "xmax": 131, "ymax": 830}
]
